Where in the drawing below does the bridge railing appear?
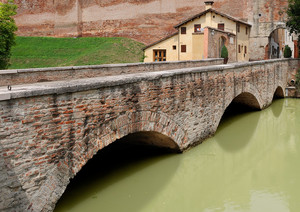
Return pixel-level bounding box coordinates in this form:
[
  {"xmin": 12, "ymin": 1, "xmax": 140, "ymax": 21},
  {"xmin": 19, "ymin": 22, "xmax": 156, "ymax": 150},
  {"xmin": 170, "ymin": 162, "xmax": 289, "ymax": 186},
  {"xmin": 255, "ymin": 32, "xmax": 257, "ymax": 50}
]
[
  {"xmin": 0, "ymin": 59, "xmax": 223, "ymax": 86},
  {"xmin": 0, "ymin": 58, "xmax": 299, "ymax": 102}
]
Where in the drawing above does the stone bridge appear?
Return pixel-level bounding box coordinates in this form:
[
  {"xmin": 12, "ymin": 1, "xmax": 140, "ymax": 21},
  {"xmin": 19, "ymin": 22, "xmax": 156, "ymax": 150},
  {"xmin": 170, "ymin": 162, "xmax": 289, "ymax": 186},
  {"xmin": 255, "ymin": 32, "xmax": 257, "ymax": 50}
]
[{"xmin": 0, "ymin": 59, "xmax": 299, "ymax": 211}]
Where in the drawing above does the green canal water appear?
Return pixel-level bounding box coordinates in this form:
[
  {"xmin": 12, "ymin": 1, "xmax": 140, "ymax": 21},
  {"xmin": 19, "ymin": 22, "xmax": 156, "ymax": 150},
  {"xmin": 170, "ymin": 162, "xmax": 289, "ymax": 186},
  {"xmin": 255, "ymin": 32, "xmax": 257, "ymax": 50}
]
[{"xmin": 54, "ymin": 98, "xmax": 300, "ymax": 212}]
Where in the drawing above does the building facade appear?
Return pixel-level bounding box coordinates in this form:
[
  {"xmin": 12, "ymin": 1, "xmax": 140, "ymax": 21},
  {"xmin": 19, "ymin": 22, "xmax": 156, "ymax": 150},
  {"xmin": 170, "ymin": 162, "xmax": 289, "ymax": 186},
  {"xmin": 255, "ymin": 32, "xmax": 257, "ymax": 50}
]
[{"xmin": 143, "ymin": 1, "xmax": 251, "ymax": 63}]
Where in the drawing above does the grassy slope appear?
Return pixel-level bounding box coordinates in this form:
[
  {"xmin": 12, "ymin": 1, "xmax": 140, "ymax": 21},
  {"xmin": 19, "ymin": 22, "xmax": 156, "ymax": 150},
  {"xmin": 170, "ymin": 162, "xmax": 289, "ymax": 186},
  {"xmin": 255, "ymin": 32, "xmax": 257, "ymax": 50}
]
[{"xmin": 9, "ymin": 36, "xmax": 145, "ymax": 69}]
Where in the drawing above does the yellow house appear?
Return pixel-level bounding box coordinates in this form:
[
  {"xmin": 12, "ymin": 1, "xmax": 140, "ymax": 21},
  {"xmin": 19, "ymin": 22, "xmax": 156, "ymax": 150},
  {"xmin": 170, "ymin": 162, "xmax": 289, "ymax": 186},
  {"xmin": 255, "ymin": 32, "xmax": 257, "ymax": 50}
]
[{"xmin": 143, "ymin": 1, "xmax": 251, "ymax": 63}]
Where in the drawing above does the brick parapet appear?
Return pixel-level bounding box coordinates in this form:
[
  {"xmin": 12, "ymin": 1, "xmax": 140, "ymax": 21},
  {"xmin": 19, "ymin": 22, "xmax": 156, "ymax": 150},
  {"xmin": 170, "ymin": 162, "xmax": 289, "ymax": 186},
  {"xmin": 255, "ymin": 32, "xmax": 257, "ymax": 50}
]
[
  {"xmin": 0, "ymin": 59, "xmax": 223, "ymax": 86},
  {"xmin": 1, "ymin": 59, "xmax": 297, "ymax": 101}
]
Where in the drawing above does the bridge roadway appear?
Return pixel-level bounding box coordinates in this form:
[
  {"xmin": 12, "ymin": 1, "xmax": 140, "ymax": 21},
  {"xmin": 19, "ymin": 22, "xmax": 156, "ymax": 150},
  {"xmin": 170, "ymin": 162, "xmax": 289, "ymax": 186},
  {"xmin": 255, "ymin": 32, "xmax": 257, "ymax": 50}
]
[{"xmin": 0, "ymin": 59, "xmax": 299, "ymax": 211}]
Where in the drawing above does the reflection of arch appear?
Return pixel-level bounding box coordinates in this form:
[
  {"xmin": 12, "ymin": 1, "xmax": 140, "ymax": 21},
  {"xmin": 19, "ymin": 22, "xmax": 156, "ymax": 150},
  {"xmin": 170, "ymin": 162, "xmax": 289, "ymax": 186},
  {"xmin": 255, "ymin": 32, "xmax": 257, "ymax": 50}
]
[
  {"xmin": 219, "ymin": 36, "xmax": 227, "ymax": 57},
  {"xmin": 216, "ymin": 110, "xmax": 260, "ymax": 152},
  {"xmin": 55, "ymin": 132, "xmax": 180, "ymax": 211},
  {"xmin": 215, "ymin": 92, "xmax": 261, "ymax": 152},
  {"xmin": 272, "ymin": 98, "xmax": 284, "ymax": 118}
]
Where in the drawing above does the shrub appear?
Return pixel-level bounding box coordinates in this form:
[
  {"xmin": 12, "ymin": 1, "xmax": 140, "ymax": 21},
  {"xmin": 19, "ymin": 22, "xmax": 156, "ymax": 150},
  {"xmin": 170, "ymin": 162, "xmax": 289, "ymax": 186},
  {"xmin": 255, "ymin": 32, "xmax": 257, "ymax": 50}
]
[
  {"xmin": 283, "ymin": 45, "xmax": 292, "ymax": 58},
  {"xmin": 221, "ymin": 45, "xmax": 228, "ymax": 58}
]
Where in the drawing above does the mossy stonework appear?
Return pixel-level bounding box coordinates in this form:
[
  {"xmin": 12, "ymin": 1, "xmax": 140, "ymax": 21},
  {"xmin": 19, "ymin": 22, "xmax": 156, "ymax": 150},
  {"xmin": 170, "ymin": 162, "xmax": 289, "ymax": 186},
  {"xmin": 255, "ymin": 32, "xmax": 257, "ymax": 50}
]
[{"xmin": 0, "ymin": 59, "xmax": 299, "ymax": 211}]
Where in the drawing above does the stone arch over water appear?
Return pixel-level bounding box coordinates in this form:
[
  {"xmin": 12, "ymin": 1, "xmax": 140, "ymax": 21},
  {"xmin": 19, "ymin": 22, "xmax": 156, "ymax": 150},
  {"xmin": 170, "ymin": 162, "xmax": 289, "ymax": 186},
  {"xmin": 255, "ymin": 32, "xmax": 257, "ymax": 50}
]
[
  {"xmin": 39, "ymin": 111, "xmax": 185, "ymax": 211},
  {"xmin": 230, "ymin": 92, "xmax": 261, "ymax": 110},
  {"xmin": 214, "ymin": 91, "xmax": 262, "ymax": 133},
  {"xmin": 273, "ymin": 86, "xmax": 285, "ymax": 99}
]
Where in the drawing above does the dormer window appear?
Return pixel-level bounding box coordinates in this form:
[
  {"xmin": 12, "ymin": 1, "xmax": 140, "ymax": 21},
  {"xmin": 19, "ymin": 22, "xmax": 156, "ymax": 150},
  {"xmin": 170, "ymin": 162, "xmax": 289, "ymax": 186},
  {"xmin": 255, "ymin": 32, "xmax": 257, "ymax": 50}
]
[{"xmin": 194, "ymin": 24, "xmax": 201, "ymax": 32}]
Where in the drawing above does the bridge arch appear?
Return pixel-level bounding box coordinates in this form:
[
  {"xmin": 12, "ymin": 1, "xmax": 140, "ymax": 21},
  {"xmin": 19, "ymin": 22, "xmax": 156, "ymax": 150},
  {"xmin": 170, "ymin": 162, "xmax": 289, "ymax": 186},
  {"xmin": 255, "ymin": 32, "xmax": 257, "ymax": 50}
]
[
  {"xmin": 229, "ymin": 92, "xmax": 261, "ymax": 110},
  {"xmin": 273, "ymin": 86, "xmax": 284, "ymax": 99},
  {"xmin": 40, "ymin": 110, "xmax": 186, "ymax": 211},
  {"xmin": 214, "ymin": 91, "xmax": 262, "ymax": 132}
]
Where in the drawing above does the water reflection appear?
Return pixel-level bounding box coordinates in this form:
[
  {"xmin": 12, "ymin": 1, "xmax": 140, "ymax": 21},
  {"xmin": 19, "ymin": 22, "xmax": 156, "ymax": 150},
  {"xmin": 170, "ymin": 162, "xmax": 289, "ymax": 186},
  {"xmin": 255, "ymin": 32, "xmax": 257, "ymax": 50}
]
[
  {"xmin": 55, "ymin": 99, "xmax": 300, "ymax": 212},
  {"xmin": 216, "ymin": 102, "xmax": 260, "ymax": 152},
  {"xmin": 271, "ymin": 98, "xmax": 284, "ymax": 117},
  {"xmin": 55, "ymin": 141, "xmax": 180, "ymax": 212},
  {"xmin": 216, "ymin": 111, "xmax": 260, "ymax": 152}
]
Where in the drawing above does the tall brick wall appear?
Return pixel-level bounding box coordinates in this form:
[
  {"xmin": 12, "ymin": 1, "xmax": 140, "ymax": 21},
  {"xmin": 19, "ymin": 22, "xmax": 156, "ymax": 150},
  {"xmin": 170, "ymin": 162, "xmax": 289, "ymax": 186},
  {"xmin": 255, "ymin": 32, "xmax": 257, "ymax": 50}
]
[
  {"xmin": 0, "ymin": 59, "xmax": 299, "ymax": 211},
  {"xmin": 11, "ymin": 0, "xmax": 289, "ymax": 60}
]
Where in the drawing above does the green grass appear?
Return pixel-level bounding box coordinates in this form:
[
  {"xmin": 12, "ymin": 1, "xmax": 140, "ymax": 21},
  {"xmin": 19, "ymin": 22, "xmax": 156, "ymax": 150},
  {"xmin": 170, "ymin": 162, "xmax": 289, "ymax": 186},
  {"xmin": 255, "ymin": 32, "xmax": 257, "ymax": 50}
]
[{"xmin": 9, "ymin": 36, "xmax": 145, "ymax": 69}]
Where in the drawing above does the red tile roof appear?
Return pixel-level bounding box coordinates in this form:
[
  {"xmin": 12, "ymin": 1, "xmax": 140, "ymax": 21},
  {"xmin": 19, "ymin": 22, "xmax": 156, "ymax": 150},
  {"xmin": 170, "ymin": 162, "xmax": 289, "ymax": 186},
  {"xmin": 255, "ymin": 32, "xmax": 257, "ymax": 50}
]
[{"xmin": 174, "ymin": 8, "xmax": 251, "ymax": 28}]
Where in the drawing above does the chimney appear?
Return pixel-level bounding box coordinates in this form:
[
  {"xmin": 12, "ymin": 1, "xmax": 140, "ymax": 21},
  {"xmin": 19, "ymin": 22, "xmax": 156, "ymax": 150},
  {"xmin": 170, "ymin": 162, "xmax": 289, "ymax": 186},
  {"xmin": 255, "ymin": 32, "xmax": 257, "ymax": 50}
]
[{"xmin": 204, "ymin": 1, "xmax": 214, "ymax": 10}]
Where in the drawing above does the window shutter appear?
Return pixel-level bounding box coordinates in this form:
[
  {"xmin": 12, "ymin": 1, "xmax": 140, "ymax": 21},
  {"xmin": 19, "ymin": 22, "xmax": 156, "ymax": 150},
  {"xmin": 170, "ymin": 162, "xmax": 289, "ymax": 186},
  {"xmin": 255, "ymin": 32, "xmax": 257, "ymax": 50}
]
[{"xmin": 218, "ymin": 23, "xmax": 224, "ymax": 31}]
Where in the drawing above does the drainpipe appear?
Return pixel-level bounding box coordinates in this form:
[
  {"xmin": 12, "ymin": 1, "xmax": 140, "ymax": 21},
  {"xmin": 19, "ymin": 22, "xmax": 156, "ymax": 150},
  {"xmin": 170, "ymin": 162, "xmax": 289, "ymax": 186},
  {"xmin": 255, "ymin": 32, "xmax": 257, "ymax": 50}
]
[
  {"xmin": 178, "ymin": 31, "xmax": 180, "ymax": 61},
  {"xmin": 236, "ymin": 24, "xmax": 238, "ymax": 62}
]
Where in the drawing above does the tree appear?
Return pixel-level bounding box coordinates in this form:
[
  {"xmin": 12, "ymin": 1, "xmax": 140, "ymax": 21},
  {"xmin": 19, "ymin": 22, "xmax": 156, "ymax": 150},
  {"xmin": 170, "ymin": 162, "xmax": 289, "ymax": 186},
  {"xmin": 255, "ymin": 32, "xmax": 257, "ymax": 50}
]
[
  {"xmin": 0, "ymin": 0, "xmax": 17, "ymax": 69},
  {"xmin": 284, "ymin": 45, "xmax": 292, "ymax": 58},
  {"xmin": 286, "ymin": 0, "xmax": 300, "ymax": 40}
]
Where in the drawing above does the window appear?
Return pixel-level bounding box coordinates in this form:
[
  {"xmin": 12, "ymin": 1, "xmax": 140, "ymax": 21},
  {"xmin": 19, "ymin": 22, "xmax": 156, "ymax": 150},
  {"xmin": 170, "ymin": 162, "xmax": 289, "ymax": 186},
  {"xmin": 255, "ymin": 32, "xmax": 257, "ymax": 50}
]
[
  {"xmin": 246, "ymin": 27, "xmax": 248, "ymax": 35},
  {"xmin": 245, "ymin": 46, "xmax": 247, "ymax": 54},
  {"xmin": 173, "ymin": 45, "xmax": 176, "ymax": 50},
  {"xmin": 194, "ymin": 24, "xmax": 201, "ymax": 32},
  {"xmin": 218, "ymin": 23, "xmax": 224, "ymax": 31},
  {"xmin": 181, "ymin": 45, "xmax": 186, "ymax": 53},
  {"xmin": 181, "ymin": 27, "xmax": 186, "ymax": 34},
  {"xmin": 153, "ymin": 50, "xmax": 166, "ymax": 62},
  {"xmin": 237, "ymin": 24, "xmax": 240, "ymax": 33},
  {"xmin": 238, "ymin": 45, "xmax": 241, "ymax": 53}
]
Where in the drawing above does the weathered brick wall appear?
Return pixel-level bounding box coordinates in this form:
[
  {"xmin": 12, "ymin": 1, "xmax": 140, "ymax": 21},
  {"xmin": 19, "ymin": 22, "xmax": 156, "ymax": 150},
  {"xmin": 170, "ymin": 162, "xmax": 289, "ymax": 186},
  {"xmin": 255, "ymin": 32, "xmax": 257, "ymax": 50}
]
[
  {"xmin": 11, "ymin": 0, "xmax": 289, "ymax": 60},
  {"xmin": 207, "ymin": 28, "xmax": 236, "ymax": 62},
  {"xmin": 0, "ymin": 59, "xmax": 223, "ymax": 86},
  {"xmin": 13, "ymin": 0, "xmax": 250, "ymax": 42},
  {"xmin": 0, "ymin": 59, "xmax": 298, "ymax": 211}
]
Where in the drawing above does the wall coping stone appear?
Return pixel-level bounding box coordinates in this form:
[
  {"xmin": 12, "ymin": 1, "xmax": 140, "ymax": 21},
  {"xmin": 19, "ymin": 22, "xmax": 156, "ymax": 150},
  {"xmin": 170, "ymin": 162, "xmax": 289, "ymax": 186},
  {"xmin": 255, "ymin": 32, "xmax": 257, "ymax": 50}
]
[
  {"xmin": 0, "ymin": 59, "xmax": 223, "ymax": 75},
  {"xmin": 0, "ymin": 58, "xmax": 298, "ymax": 101}
]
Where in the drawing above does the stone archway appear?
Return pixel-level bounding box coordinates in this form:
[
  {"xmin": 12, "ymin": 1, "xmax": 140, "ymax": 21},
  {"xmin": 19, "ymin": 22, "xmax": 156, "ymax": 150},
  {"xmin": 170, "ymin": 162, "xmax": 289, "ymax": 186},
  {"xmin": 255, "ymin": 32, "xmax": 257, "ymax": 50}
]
[
  {"xmin": 219, "ymin": 36, "xmax": 227, "ymax": 57},
  {"xmin": 266, "ymin": 26, "xmax": 296, "ymax": 59}
]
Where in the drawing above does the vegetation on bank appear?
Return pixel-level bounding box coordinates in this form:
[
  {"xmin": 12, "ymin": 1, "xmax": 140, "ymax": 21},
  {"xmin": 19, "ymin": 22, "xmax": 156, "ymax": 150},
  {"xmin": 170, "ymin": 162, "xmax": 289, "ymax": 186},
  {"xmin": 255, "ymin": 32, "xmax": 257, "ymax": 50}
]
[
  {"xmin": 296, "ymin": 69, "xmax": 300, "ymax": 90},
  {"xmin": 9, "ymin": 36, "xmax": 145, "ymax": 69},
  {"xmin": 0, "ymin": 0, "xmax": 18, "ymax": 69}
]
